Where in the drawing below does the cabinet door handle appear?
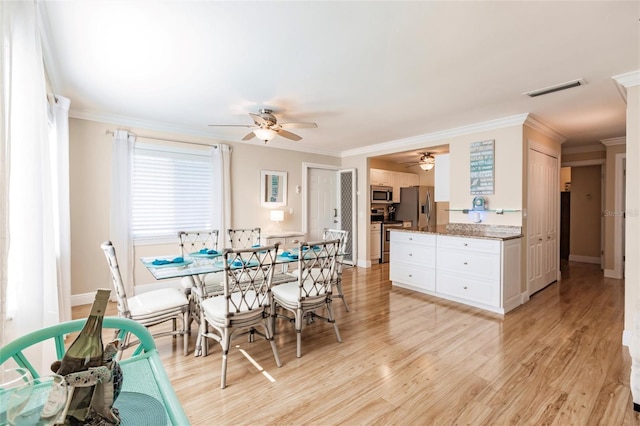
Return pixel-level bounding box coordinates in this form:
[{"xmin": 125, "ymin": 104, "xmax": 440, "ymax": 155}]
[
  {"xmin": 409, "ymin": 253, "xmax": 413, "ymax": 256},
  {"xmin": 463, "ymin": 286, "xmax": 468, "ymax": 290},
  {"xmin": 408, "ymin": 274, "xmax": 413, "ymax": 277},
  {"xmin": 463, "ymin": 243, "xmax": 468, "ymax": 246},
  {"xmin": 463, "ymin": 262, "xmax": 468, "ymax": 265}
]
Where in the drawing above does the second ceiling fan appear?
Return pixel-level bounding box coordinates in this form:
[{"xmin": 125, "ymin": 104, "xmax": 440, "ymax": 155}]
[
  {"xmin": 209, "ymin": 108, "xmax": 317, "ymax": 143},
  {"xmin": 404, "ymin": 152, "xmax": 436, "ymax": 171}
]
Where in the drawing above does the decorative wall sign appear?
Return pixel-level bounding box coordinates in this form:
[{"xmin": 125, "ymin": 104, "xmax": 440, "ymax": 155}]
[{"xmin": 470, "ymin": 139, "xmax": 494, "ymax": 195}]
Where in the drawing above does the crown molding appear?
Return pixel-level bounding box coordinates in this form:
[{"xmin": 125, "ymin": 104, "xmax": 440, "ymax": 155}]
[
  {"xmin": 613, "ymin": 70, "xmax": 640, "ymax": 88},
  {"xmin": 562, "ymin": 144, "xmax": 605, "ymax": 155},
  {"xmin": 523, "ymin": 114, "xmax": 567, "ymax": 144},
  {"xmin": 340, "ymin": 113, "xmax": 530, "ymax": 158},
  {"xmin": 601, "ymin": 137, "xmax": 626, "ymax": 147},
  {"xmin": 70, "ymin": 109, "xmax": 340, "ymax": 157}
]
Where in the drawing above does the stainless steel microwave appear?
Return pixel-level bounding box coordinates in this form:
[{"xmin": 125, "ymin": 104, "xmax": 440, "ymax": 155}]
[{"xmin": 371, "ymin": 185, "xmax": 393, "ymax": 204}]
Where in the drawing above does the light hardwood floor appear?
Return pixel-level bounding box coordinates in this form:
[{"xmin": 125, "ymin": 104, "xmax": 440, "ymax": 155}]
[{"xmin": 74, "ymin": 261, "xmax": 640, "ymax": 425}]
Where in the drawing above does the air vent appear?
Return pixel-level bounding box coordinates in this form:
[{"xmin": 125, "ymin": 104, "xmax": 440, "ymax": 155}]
[{"xmin": 524, "ymin": 78, "xmax": 586, "ymax": 97}]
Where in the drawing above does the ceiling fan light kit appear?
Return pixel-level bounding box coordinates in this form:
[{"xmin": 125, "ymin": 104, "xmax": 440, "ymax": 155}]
[
  {"xmin": 253, "ymin": 127, "xmax": 278, "ymax": 143},
  {"xmin": 209, "ymin": 108, "xmax": 317, "ymax": 143},
  {"xmin": 419, "ymin": 153, "xmax": 436, "ymax": 171}
]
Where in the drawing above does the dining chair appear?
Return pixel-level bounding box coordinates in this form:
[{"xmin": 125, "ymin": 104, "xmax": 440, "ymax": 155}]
[
  {"xmin": 177, "ymin": 230, "xmax": 223, "ymax": 324},
  {"xmin": 100, "ymin": 241, "xmax": 190, "ymax": 356},
  {"xmin": 199, "ymin": 243, "xmax": 282, "ymax": 388},
  {"xmin": 271, "ymin": 239, "xmax": 343, "ymax": 358},
  {"xmin": 227, "ymin": 227, "xmax": 261, "ymax": 249},
  {"xmin": 322, "ymin": 228, "xmax": 350, "ymax": 312}
]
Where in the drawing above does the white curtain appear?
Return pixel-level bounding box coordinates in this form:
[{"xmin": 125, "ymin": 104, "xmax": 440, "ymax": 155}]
[
  {"xmin": 1, "ymin": 1, "xmax": 69, "ymax": 368},
  {"xmin": 52, "ymin": 96, "xmax": 72, "ymax": 324},
  {"xmin": 110, "ymin": 130, "xmax": 135, "ymax": 297},
  {"xmin": 211, "ymin": 144, "xmax": 232, "ymax": 236}
]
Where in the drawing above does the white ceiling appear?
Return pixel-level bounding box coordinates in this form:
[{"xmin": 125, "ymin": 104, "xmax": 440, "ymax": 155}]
[{"xmin": 40, "ymin": 1, "xmax": 639, "ymax": 162}]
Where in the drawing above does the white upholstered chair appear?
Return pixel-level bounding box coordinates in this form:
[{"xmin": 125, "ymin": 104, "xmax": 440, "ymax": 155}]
[
  {"xmin": 271, "ymin": 239, "xmax": 343, "ymax": 358},
  {"xmin": 199, "ymin": 243, "xmax": 282, "ymax": 388},
  {"xmin": 101, "ymin": 241, "xmax": 190, "ymax": 355}
]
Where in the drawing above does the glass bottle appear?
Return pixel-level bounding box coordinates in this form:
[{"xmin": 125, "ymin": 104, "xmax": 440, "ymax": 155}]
[{"xmin": 56, "ymin": 288, "xmax": 110, "ymax": 422}]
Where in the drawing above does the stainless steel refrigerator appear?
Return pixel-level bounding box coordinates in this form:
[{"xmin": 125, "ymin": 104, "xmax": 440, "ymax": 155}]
[{"xmin": 395, "ymin": 186, "xmax": 437, "ymax": 230}]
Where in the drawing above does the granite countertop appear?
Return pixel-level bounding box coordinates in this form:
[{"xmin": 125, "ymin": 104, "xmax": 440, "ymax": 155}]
[{"xmin": 394, "ymin": 224, "xmax": 523, "ymax": 241}]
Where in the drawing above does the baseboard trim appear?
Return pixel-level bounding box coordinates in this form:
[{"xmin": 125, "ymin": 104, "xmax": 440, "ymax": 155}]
[
  {"xmin": 358, "ymin": 259, "xmax": 372, "ymax": 268},
  {"xmin": 623, "ymin": 329, "xmax": 632, "ymax": 347},
  {"xmin": 604, "ymin": 269, "xmax": 623, "ymax": 279},
  {"xmin": 568, "ymin": 254, "xmax": 601, "ymax": 264}
]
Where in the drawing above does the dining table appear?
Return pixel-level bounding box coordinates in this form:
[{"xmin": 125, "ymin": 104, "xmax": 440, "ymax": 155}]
[{"xmin": 140, "ymin": 248, "xmax": 306, "ymax": 356}]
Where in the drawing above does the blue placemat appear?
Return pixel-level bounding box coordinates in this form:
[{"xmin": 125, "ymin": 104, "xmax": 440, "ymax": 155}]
[
  {"xmin": 143, "ymin": 259, "xmax": 193, "ymax": 268},
  {"xmin": 189, "ymin": 250, "xmax": 221, "ymax": 259}
]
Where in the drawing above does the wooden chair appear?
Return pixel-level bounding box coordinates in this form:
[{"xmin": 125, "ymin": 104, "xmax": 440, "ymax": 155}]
[
  {"xmin": 0, "ymin": 317, "xmax": 189, "ymax": 425},
  {"xmin": 199, "ymin": 243, "xmax": 282, "ymax": 388},
  {"xmin": 226, "ymin": 227, "xmax": 261, "ymax": 249},
  {"xmin": 100, "ymin": 241, "xmax": 190, "ymax": 356},
  {"xmin": 271, "ymin": 239, "xmax": 342, "ymax": 358}
]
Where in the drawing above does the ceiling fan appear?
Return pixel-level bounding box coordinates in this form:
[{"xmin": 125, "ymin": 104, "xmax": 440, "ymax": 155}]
[
  {"xmin": 208, "ymin": 108, "xmax": 317, "ymax": 143},
  {"xmin": 404, "ymin": 152, "xmax": 436, "ymax": 171}
]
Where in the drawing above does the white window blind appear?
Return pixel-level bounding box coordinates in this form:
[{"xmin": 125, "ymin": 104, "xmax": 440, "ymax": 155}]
[{"xmin": 132, "ymin": 143, "xmax": 213, "ymax": 242}]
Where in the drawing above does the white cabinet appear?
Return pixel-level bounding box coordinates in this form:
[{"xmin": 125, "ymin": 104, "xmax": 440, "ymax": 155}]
[
  {"xmin": 435, "ymin": 235, "xmax": 521, "ymax": 314},
  {"xmin": 434, "ymin": 153, "xmax": 450, "ymax": 202},
  {"xmin": 370, "ymin": 168, "xmax": 419, "ymax": 203},
  {"xmin": 370, "ymin": 223, "xmax": 381, "ymax": 261},
  {"xmin": 389, "ymin": 231, "xmax": 436, "ymax": 292},
  {"xmin": 261, "ymin": 232, "xmax": 306, "ymax": 249},
  {"xmin": 392, "ymin": 172, "xmax": 419, "ymax": 203},
  {"xmin": 389, "ymin": 231, "xmax": 522, "ymax": 315},
  {"xmin": 370, "ymin": 169, "xmax": 393, "ymax": 186}
]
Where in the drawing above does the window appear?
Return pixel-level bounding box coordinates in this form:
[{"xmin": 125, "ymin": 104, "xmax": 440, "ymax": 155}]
[{"xmin": 132, "ymin": 143, "xmax": 214, "ymax": 243}]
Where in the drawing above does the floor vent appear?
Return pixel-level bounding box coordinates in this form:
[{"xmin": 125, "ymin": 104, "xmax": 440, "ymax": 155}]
[{"xmin": 524, "ymin": 78, "xmax": 586, "ymax": 97}]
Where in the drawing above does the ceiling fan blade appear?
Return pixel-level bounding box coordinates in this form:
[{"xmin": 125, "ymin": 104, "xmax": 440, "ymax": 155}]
[
  {"xmin": 279, "ymin": 122, "xmax": 318, "ymax": 129},
  {"xmin": 249, "ymin": 113, "xmax": 268, "ymax": 126},
  {"xmin": 242, "ymin": 132, "xmax": 256, "ymax": 141},
  {"xmin": 276, "ymin": 129, "xmax": 302, "ymax": 141},
  {"xmin": 208, "ymin": 124, "xmax": 254, "ymax": 128}
]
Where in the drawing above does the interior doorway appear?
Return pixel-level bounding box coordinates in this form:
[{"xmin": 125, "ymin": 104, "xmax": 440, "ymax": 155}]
[{"xmin": 302, "ymin": 163, "xmax": 357, "ymax": 265}]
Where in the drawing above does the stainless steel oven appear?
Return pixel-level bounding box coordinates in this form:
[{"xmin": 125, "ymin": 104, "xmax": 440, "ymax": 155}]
[{"xmin": 381, "ymin": 222, "xmax": 403, "ymax": 263}]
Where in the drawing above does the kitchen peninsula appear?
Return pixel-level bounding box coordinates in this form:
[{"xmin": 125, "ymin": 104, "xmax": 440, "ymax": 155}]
[{"xmin": 389, "ymin": 224, "xmax": 522, "ymax": 315}]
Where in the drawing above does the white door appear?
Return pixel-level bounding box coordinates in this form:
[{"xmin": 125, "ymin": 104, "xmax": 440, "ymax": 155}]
[
  {"xmin": 305, "ymin": 166, "xmax": 358, "ymax": 264},
  {"xmin": 528, "ymin": 148, "xmax": 559, "ymax": 295},
  {"xmin": 308, "ymin": 168, "xmax": 338, "ymax": 241}
]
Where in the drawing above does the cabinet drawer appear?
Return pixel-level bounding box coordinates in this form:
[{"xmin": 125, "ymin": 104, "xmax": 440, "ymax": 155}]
[
  {"xmin": 390, "ymin": 231, "xmax": 436, "ymax": 246},
  {"xmin": 436, "ymin": 270, "xmax": 499, "ymax": 306},
  {"xmin": 437, "ymin": 235, "xmax": 500, "ymax": 254},
  {"xmin": 390, "ymin": 264, "xmax": 435, "ymax": 291},
  {"xmin": 262, "ymin": 234, "xmax": 305, "ymax": 248},
  {"xmin": 437, "ymin": 248, "xmax": 500, "ymax": 280},
  {"xmin": 370, "ymin": 223, "xmax": 381, "ymax": 231},
  {"xmin": 390, "ymin": 243, "xmax": 435, "ymax": 268}
]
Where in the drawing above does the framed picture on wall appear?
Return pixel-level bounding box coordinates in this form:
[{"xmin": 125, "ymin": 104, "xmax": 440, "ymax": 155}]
[{"xmin": 470, "ymin": 139, "xmax": 495, "ymax": 195}]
